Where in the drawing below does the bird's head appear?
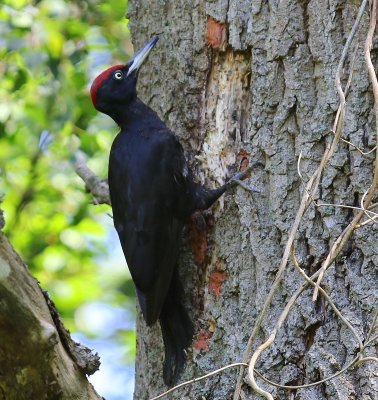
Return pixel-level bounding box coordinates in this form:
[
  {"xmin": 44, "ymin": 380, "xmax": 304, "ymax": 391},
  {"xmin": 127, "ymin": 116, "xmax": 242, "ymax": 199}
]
[{"xmin": 90, "ymin": 36, "xmax": 159, "ymax": 121}]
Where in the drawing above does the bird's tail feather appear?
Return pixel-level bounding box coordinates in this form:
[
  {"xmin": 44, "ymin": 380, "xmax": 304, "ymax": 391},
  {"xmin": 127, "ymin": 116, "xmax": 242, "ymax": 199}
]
[{"xmin": 159, "ymin": 271, "xmax": 193, "ymax": 386}]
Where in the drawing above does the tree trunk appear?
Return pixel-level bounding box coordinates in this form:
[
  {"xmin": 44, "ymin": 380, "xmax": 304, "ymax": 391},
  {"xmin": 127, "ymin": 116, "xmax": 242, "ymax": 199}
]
[
  {"xmin": 0, "ymin": 210, "xmax": 102, "ymax": 400},
  {"xmin": 129, "ymin": 1, "xmax": 378, "ymax": 399}
]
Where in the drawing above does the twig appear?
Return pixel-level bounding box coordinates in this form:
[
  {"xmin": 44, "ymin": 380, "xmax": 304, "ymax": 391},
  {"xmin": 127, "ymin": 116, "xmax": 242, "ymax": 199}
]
[
  {"xmin": 316, "ymin": 201, "xmax": 378, "ymax": 220},
  {"xmin": 247, "ymin": 276, "xmax": 310, "ymax": 399},
  {"xmin": 232, "ymin": 179, "xmax": 261, "ymax": 194},
  {"xmin": 246, "ymin": 246, "xmax": 365, "ymax": 398},
  {"xmin": 298, "ymin": 147, "xmax": 378, "ymax": 225},
  {"xmin": 355, "ymin": 356, "xmax": 378, "ymax": 368},
  {"xmin": 150, "ymin": 350, "xmax": 377, "ymax": 400},
  {"xmin": 364, "ymin": 334, "xmax": 378, "ymax": 348},
  {"xmin": 291, "ymin": 248, "xmax": 363, "ymax": 351},
  {"xmin": 254, "ymin": 337, "xmax": 378, "ymax": 388},
  {"xmin": 232, "ymin": 2, "xmax": 369, "ymax": 397},
  {"xmin": 73, "ymin": 152, "xmax": 110, "ymax": 205},
  {"xmin": 358, "ymin": 201, "xmax": 378, "ymax": 226},
  {"xmin": 366, "ymin": 306, "xmax": 378, "ymax": 342},
  {"xmin": 248, "ymin": 334, "xmax": 275, "ymax": 400},
  {"xmin": 360, "ymin": 187, "xmax": 378, "ymax": 225},
  {"xmin": 233, "ymin": 171, "xmax": 316, "ymax": 399},
  {"xmin": 313, "ymin": 0, "xmax": 378, "ymax": 300},
  {"xmin": 340, "ymin": 138, "xmax": 377, "ymax": 156},
  {"xmin": 149, "ymin": 363, "xmax": 248, "ymax": 400},
  {"xmin": 254, "ymin": 354, "xmax": 361, "ymax": 390}
]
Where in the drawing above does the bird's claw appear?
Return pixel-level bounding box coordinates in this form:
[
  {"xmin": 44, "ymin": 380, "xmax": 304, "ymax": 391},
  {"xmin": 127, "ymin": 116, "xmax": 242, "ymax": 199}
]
[
  {"xmin": 232, "ymin": 179, "xmax": 261, "ymax": 194},
  {"xmin": 227, "ymin": 164, "xmax": 260, "ymax": 194}
]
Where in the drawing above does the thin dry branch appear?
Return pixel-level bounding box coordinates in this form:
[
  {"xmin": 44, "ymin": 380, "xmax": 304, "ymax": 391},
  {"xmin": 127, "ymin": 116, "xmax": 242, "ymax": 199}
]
[
  {"xmin": 254, "ymin": 354, "xmax": 361, "ymax": 390},
  {"xmin": 148, "ymin": 363, "xmax": 249, "ymax": 400},
  {"xmin": 297, "ymin": 148, "xmax": 378, "ymax": 222},
  {"xmin": 246, "ymin": 245, "xmax": 374, "ymax": 398},
  {"xmin": 232, "ymin": 2, "xmax": 369, "ymax": 397},
  {"xmin": 360, "ymin": 187, "xmax": 378, "ymax": 225},
  {"xmin": 246, "ymin": 274, "xmax": 310, "ymax": 398},
  {"xmin": 291, "ymin": 249, "xmax": 363, "ymax": 351},
  {"xmin": 355, "ymin": 357, "xmax": 378, "ymax": 369},
  {"xmin": 366, "ymin": 305, "xmax": 378, "ymax": 342},
  {"xmin": 316, "ymin": 201, "xmax": 378, "ymax": 220},
  {"xmin": 313, "ymin": 0, "xmax": 378, "ymax": 300},
  {"xmin": 298, "ymin": 151, "xmax": 378, "ymax": 224},
  {"xmin": 254, "ymin": 349, "xmax": 378, "ymax": 390},
  {"xmin": 73, "ymin": 152, "xmax": 110, "ymax": 205},
  {"xmin": 340, "ymin": 137, "xmax": 377, "ymax": 156}
]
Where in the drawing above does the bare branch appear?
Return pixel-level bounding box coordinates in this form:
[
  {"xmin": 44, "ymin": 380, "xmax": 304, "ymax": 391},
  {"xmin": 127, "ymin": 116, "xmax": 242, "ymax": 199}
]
[
  {"xmin": 340, "ymin": 137, "xmax": 377, "ymax": 156},
  {"xmin": 149, "ymin": 363, "xmax": 249, "ymax": 400},
  {"xmin": 313, "ymin": 0, "xmax": 378, "ymax": 300},
  {"xmin": 232, "ymin": 2, "xmax": 369, "ymax": 397},
  {"xmin": 73, "ymin": 152, "xmax": 110, "ymax": 205}
]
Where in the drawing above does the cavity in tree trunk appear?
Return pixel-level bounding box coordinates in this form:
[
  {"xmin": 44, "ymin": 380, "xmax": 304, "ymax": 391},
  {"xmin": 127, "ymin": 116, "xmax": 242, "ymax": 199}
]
[{"xmin": 128, "ymin": 1, "xmax": 378, "ymax": 399}]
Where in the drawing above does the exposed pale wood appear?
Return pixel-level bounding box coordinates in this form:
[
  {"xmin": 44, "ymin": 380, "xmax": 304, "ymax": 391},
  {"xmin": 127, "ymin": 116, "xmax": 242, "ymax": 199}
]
[{"xmin": 128, "ymin": 1, "xmax": 378, "ymax": 399}]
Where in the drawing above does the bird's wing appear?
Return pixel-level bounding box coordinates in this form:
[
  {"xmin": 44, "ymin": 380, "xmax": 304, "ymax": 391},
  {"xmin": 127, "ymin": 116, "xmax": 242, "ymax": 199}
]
[
  {"xmin": 109, "ymin": 131, "xmax": 188, "ymax": 325},
  {"xmin": 114, "ymin": 198, "xmax": 183, "ymax": 325}
]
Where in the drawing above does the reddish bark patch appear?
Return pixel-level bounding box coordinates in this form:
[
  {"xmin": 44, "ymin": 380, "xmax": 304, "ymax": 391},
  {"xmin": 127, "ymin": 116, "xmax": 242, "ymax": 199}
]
[
  {"xmin": 206, "ymin": 16, "xmax": 227, "ymax": 49},
  {"xmin": 193, "ymin": 329, "xmax": 213, "ymax": 351},
  {"xmin": 209, "ymin": 270, "xmax": 227, "ymax": 296},
  {"xmin": 237, "ymin": 149, "xmax": 250, "ymax": 172},
  {"xmin": 188, "ymin": 211, "xmax": 208, "ymax": 267}
]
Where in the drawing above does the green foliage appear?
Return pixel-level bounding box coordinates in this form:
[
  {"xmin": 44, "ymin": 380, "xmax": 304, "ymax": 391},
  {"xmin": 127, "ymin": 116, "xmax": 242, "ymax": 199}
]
[{"xmin": 0, "ymin": 0, "xmax": 135, "ymax": 378}]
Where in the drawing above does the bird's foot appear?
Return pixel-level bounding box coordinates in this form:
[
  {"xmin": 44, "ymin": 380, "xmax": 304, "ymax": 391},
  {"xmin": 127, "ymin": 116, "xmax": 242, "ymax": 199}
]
[
  {"xmin": 232, "ymin": 178, "xmax": 261, "ymax": 194},
  {"xmin": 227, "ymin": 164, "xmax": 261, "ymax": 194}
]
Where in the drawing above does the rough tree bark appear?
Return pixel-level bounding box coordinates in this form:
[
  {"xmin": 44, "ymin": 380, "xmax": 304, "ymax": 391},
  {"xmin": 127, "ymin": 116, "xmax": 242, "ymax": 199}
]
[
  {"xmin": 0, "ymin": 209, "xmax": 102, "ymax": 400},
  {"xmin": 2, "ymin": 1, "xmax": 377, "ymax": 400},
  {"xmin": 128, "ymin": 1, "xmax": 378, "ymax": 399}
]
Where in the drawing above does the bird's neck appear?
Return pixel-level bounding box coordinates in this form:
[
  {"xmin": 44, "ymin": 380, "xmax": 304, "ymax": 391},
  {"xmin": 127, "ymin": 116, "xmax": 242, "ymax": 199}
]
[{"xmin": 116, "ymin": 97, "xmax": 158, "ymax": 129}]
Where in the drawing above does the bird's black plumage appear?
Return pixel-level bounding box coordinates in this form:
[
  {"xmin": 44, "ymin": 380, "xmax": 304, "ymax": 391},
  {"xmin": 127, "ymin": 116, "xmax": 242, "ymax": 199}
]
[{"xmin": 91, "ymin": 36, "xmax": 248, "ymax": 385}]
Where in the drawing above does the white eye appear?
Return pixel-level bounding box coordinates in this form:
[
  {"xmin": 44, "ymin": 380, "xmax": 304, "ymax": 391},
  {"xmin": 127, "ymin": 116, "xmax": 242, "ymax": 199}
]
[{"xmin": 114, "ymin": 70, "xmax": 123, "ymax": 80}]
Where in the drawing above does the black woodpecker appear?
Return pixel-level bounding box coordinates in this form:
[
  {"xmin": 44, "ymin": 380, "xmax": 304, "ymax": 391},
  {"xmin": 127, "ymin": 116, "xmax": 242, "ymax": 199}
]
[{"xmin": 90, "ymin": 36, "xmax": 253, "ymax": 385}]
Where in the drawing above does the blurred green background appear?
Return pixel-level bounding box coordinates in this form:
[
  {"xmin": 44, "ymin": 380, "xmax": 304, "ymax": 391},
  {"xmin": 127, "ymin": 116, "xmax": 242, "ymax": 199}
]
[{"xmin": 0, "ymin": 1, "xmax": 135, "ymax": 398}]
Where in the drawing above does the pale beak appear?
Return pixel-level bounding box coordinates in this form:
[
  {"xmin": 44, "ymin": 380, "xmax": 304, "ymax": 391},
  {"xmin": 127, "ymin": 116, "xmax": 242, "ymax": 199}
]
[{"xmin": 126, "ymin": 36, "xmax": 159, "ymax": 76}]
